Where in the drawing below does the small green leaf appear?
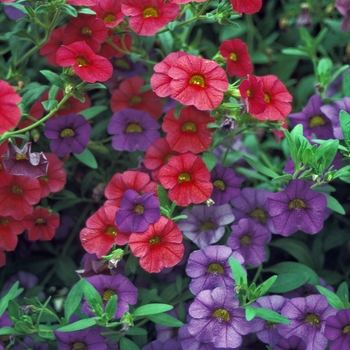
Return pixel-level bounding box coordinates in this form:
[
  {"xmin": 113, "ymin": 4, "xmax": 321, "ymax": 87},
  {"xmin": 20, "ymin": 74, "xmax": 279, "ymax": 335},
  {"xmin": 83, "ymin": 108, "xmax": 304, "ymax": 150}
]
[
  {"xmin": 147, "ymin": 313, "xmax": 183, "ymax": 327},
  {"xmin": 0, "ymin": 327, "xmax": 23, "ymax": 336},
  {"xmin": 324, "ymin": 193, "xmax": 345, "ymax": 215},
  {"xmin": 125, "ymin": 327, "xmax": 148, "ymax": 336},
  {"xmin": 251, "ymin": 307, "xmax": 290, "ymax": 324},
  {"xmin": 64, "ymin": 280, "xmax": 83, "ymax": 322},
  {"xmin": 229, "ymin": 257, "xmax": 247, "ymax": 286},
  {"xmin": 74, "ymin": 149, "xmax": 98, "ymax": 169},
  {"xmin": 105, "ymin": 294, "xmax": 118, "ymax": 320},
  {"xmin": 202, "ymin": 152, "xmax": 217, "ymax": 171},
  {"xmin": 81, "ymin": 279, "xmax": 103, "ymax": 314},
  {"xmin": 42, "ymin": 99, "xmax": 58, "ymax": 111},
  {"xmin": 60, "ymin": 4, "xmax": 77, "ymax": 17},
  {"xmin": 40, "ymin": 70, "xmax": 65, "ymax": 89},
  {"xmin": 56, "ymin": 318, "xmax": 97, "ymax": 332},
  {"xmin": 243, "ymin": 155, "xmax": 280, "ymax": 178},
  {"xmin": 281, "ymin": 48, "xmax": 309, "ymax": 57},
  {"xmin": 80, "ymin": 106, "xmax": 107, "ymax": 120},
  {"xmin": 83, "ymin": 83, "xmax": 107, "ymax": 91},
  {"xmin": 157, "ymin": 185, "xmax": 170, "ymax": 208},
  {"xmin": 317, "ymin": 285, "xmax": 345, "ymax": 310},
  {"xmin": 132, "ymin": 304, "xmax": 173, "ymax": 317},
  {"xmin": 120, "ymin": 337, "xmax": 140, "ymax": 350},
  {"xmin": 257, "ymin": 275, "xmax": 277, "ymax": 297},
  {"xmin": 245, "ymin": 306, "xmax": 255, "ymax": 321},
  {"xmin": 267, "ymin": 273, "xmax": 309, "ymax": 293},
  {"xmin": 174, "ymin": 104, "xmax": 183, "ymax": 119},
  {"xmin": 0, "ymin": 282, "xmax": 24, "ymax": 317},
  {"xmin": 336, "ymin": 282, "xmax": 349, "ymax": 303}
]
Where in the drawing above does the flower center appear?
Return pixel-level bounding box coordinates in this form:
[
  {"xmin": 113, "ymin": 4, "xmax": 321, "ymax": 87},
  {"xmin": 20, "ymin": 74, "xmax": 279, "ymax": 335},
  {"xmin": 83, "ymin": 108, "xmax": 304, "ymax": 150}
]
[
  {"xmin": 72, "ymin": 342, "xmax": 86, "ymax": 350},
  {"xmin": 240, "ymin": 235, "xmax": 251, "ymax": 245},
  {"xmin": 264, "ymin": 93, "xmax": 271, "ymax": 103},
  {"xmin": 266, "ymin": 321, "xmax": 277, "ymax": 329},
  {"xmin": 207, "ymin": 263, "xmax": 224, "ymax": 275},
  {"xmin": 309, "ymin": 115, "xmax": 326, "ymax": 128},
  {"xmin": 35, "ymin": 218, "xmax": 46, "ymax": 225},
  {"xmin": 76, "ymin": 56, "xmax": 89, "ymax": 67},
  {"xmin": 102, "ymin": 289, "xmax": 116, "ymax": 301},
  {"xmin": 343, "ymin": 325, "xmax": 350, "ymax": 334},
  {"xmin": 11, "ymin": 185, "xmax": 23, "ymax": 195},
  {"xmin": 60, "ymin": 128, "xmax": 75, "ymax": 137},
  {"xmin": 134, "ymin": 204, "xmax": 144, "ymax": 214},
  {"xmin": 103, "ymin": 13, "xmax": 116, "ymax": 23},
  {"xmin": 246, "ymin": 89, "xmax": 251, "ymax": 97},
  {"xmin": 189, "ymin": 74, "xmax": 205, "ymax": 87},
  {"xmin": 213, "ymin": 179, "xmax": 225, "ymax": 190},
  {"xmin": 0, "ymin": 218, "xmax": 9, "ymax": 225},
  {"xmin": 200, "ymin": 220, "xmax": 217, "ymax": 231},
  {"xmin": 289, "ymin": 199, "xmax": 306, "ymax": 210},
  {"xmin": 105, "ymin": 226, "xmax": 117, "ymax": 236},
  {"xmin": 230, "ymin": 52, "xmax": 237, "ymax": 61},
  {"xmin": 115, "ymin": 58, "xmax": 131, "ymax": 71},
  {"xmin": 60, "ymin": 102, "xmax": 72, "ymax": 110},
  {"xmin": 149, "ymin": 235, "xmax": 161, "ymax": 246},
  {"xmin": 81, "ymin": 27, "xmax": 92, "ymax": 35},
  {"xmin": 249, "ymin": 208, "xmax": 266, "ymax": 224},
  {"xmin": 40, "ymin": 175, "xmax": 49, "ymax": 182},
  {"xmin": 304, "ymin": 313, "xmax": 320, "ymax": 327},
  {"xmin": 178, "ymin": 172, "xmax": 191, "ymax": 183},
  {"xmin": 15, "ymin": 154, "xmax": 29, "ymax": 161},
  {"xmin": 182, "ymin": 122, "xmax": 197, "ymax": 132},
  {"xmin": 212, "ymin": 309, "xmax": 230, "ymax": 322},
  {"xmin": 126, "ymin": 123, "xmax": 142, "ymax": 133},
  {"xmin": 142, "ymin": 7, "xmax": 158, "ymax": 18},
  {"xmin": 130, "ymin": 95, "xmax": 142, "ymax": 105}
]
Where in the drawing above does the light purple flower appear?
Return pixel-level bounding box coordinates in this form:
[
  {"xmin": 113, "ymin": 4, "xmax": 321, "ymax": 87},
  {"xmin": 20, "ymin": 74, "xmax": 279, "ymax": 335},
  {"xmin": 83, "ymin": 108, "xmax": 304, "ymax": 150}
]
[
  {"xmin": 115, "ymin": 189, "xmax": 160, "ymax": 233},
  {"xmin": 142, "ymin": 339, "xmax": 181, "ymax": 350},
  {"xmin": 2, "ymin": 142, "xmax": 48, "ymax": 178},
  {"xmin": 268, "ymin": 179, "xmax": 327, "ymax": 236},
  {"xmin": 335, "ymin": 0, "xmax": 350, "ymax": 31},
  {"xmin": 188, "ymin": 287, "xmax": 251, "ymax": 349},
  {"xmin": 227, "ymin": 218, "xmax": 270, "ymax": 266},
  {"xmin": 186, "ymin": 245, "xmax": 245, "ymax": 295},
  {"xmin": 279, "ymin": 295, "xmax": 337, "ymax": 349},
  {"xmin": 108, "ymin": 108, "xmax": 160, "ymax": 152},
  {"xmin": 44, "ymin": 113, "xmax": 92, "ymax": 157},
  {"xmin": 324, "ymin": 308, "xmax": 350, "ymax": 350},
  {"xmin": 274, "ymin": 335, "xmax": 306, "ymax": 350},
  {"xmin": 177, "ymin": 204, "xmax": 235, "ymax": 248}
]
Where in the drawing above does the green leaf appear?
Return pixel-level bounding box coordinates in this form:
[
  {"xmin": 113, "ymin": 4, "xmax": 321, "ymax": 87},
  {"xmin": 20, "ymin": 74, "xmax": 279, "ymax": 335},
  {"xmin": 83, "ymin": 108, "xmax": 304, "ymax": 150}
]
[
  {"xmin": 0, "ymin": 282, "xmax": 24, "ymax": 317},
  {"xmin": 4, "ymin": 29, "xmax": 37, "ymax": 44},
  {"xmin": 174, "ymin": 104, "xmax": 183, "ymax": 119},
  {"xmin": 56, "ymin": 318, "xmax": 97, "ymax": 332},
  {"xmin": 257, "ymin": 275, "xmax": 277, "ymax": 297},
  {"xmin": 38, "ymin": 325, "xmax": 55, "ymax": 340},
  {"xmin": 249, "ymin": 306, "xmax": 290, "ymax": 324},
  {"xmin": 242, "ymin": 155, "xmax": 280, "ymax": 178},
  {"xmin": 64, "ymin": 280, "xmax": 83, "ymax": 322},
  {"xmin": 157, "ymin": 31, "xmax": 173, "ymax": 55},
  {"xmin": 124, "ymin": 253, "xmax": 138, "ymax": 275},
  {"xmin": 201, "ymin": 152, "xmax": 217, "ymax": 171},
  {"xmin": 281, "ymin": 48, "xmax": 309, "ymax": 57},
  {"xmin": 56, "ymin": 256, "xmax": 79, "ymax": 286},
  {"xmin": 245, "ymin": 306, "xmax": 255, "ymax": 321},
  {"xmin": 105, "ymin": 294, "xmax": 118, "ymax": 320},
  {"xmin": 60, "ymin": 4, "xmax": 77, "ymax": 17},
  {"xmin": 7, "ymin": 300, "xmax": 20, "ymax": 320},
  {"xmin": 40, "ymin": 70, "xmax": 65, "ymax": 89},
  {"xmin": 336, "ymin": 281, "xmax": 349, "ymax": 303},
  {"xmin": 42, "ymin": 99, "xmax": 58, "ymax": 111},
  {"xmin": 324, "ymin": 193, "xmax": 345, "ymax": 215},
  {"xmin": 342, "ymin": 73, "xmax": 350, "ymax": 98},
  {"xmin": 81, "ymin": 279, "xmax": 103, "ymax": 315},
  {"xmin": 19, "ymin": 83, "xmax": 48, "ymax": 112},
  {"xmin": 132, "ymin": 304, "xmax": 173, "ymax": 317},
  {"xmin": 234, "ymin": 167, "xmax": 268, "ymax": 181},
  {"xmin": 316, "ymin": 285, "xmax": 345, "ymax": 310},
  {"xmin": 0, "ymin": 327, "xmax": 23, "ymax": 336},
  {"xmin": 79, "ymin": 106, "xmax": 107, "ymax": 120},
  {"xmin": 339, "ymin": 110, "xmax": 350, "ymax": 147},
  {"xmin": 48, "ymin": 85, "xmax": 60, "ymax": 102},
  {"xmin": 120, "ymin": 337, "xmax": 140, "ymax": 350},
  {"xmin": 147, "ymin": 313, "xmax": 184, "ymax": 327},
  {"xmin": 229, "ymin": 257, "xmax": 247, "ymax": 286},
  {"xmin": 125, "ymin": 327, "xmax": 148, "ymax": 336},
  {"xmin": 157, "ymin": 185, "xmax": 170, "ymax": 208},
  {"xmin": 74, "ymin": 149, "xmax": 98, "ymax": 169},
  {"xmin": 83, "ymin": 83, "xmax": 107, "ymax": 91},
  {"xmin": 267, "ymin": 273, "xmax": 309, "ymax": 293}
]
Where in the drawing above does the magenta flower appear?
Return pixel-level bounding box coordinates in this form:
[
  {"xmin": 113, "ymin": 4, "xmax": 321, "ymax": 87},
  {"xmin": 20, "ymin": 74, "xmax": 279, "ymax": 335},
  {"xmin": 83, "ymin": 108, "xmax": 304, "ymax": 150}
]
[{"xmin": 324, "ymin": 308, "xmax": 350, "ymax": 350}]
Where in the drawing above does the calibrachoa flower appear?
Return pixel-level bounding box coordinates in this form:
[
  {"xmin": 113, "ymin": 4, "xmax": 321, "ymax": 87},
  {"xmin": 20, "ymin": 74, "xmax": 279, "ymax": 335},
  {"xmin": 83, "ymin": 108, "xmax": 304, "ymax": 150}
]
[
  {"xmin": 0, "ymin": 141, "xmax": 12, "ymax": 186},
  {"xmin": 44, "ymin": 113, "xmax": 92, "ymax": 157},
  {"xmin": 158, "ymin": 153, "xmax": 213, "ymax": 206},
  {"xmin": 177, "ymin": 204, "xmax": 235, "ymax": 248},
  {"xmin": 185, "ymin": 245, "xmax": 244, "ymax": 295},
  {"xmin": 91, "ymin": 0, "xmax": 124, "ymax": 28},
  {"xmin": 188, "ymin": 287, "xmax": 251, "ymax": 348},
  {"xmin": 39, "ymin": 25, "xmax": 66, "ymax": 66},
  {"xmin": 324, "ymin": 308, "xmax": 350, "ymax": 350},
  {"xmin": 3, "ymin": 142, "xmax": 48, "ymax": 179},
  {"xmin": 115, "ymin": 189, "xmax": 160, "ymax": 233},
  {"xmin": 0, "ymin": 215, "xmax": 25, "ymax": 251},
  {"xmin": 274, "ymin": 335, "xmax": 307, "ymax": 350},
  {"xmin": 162, "ymin": 106, "xmax": 215, "ymax": 154},
  {"xmin": 228, "ymin": 218, "xmax": 270, "ymax": 266},
  {"xmin": 54, "ymin": 327, "xmax": 107, "ymax": 350},
  {"xmin": 99, "ymin": 31, "xmax": 132, "ymax": 60},
  {"xmin": 279, "ymin": 295, "xmax": 336, "ymax": 349},
  {"xmin": 268, "ymin": 179, "xmax": 327, "ymax": 236},
  {"xmin": 210, "ymin": 165, "xmax": 241, "ymax": 205},
  {"xmin": 23, "ymin": 207, "xmax": 60, "ymax": 241},
  {"xmin": 121, "ymin": 0, "xmax": 180, "ymax": 36},
  {"xmin": 82, "ymin": 274, "xmax": 138, "ymax": 318},
  {"xmin": 107, "ymin": 108, "xmax": 160, "ymax": 152},
  {"xmin": 56, "ymin": 41, "xmax": 113, "ymax": 83},
  {"xmin": 230, "ymin": 0, "xmax": 262, "ymax": 14},
  {"xmin": 0, "ymin": 79, "xmax": 22, "ymax": 134},
  {"xmin": 168, "ymin": 54, "xmax": 229, "ymax": 110},
  {"xmin": 80, "ymin": 205, "xmax": 131, "ymax": 258},
  {"xmin": 129, "ymin": 216, "xmax": 184, "ymax": 273},
  {"xmin": 219, "ymin": 39, "xmax": 253, "ymax": 78}
]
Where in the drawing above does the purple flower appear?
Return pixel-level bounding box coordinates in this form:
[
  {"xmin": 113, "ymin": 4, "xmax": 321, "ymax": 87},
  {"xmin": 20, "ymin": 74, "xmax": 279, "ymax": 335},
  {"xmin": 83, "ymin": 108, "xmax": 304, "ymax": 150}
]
[
  {"xmin": 296, "ymin": 4, "xmax": 312, "ymax": 27},
  {"xmin": 44, "ymin": 113, "xmax": 92, "ymax": 157},
  {"xmin": 142, "ymin": 339, "xmax": 181, "ymax": 350},
  {"xmin": 82, "ymin": 274, "xmax": 138, "ymax": 318},
  {"xmin": 274, "ymin": 335, "xmax": 306, "ymax": 350},
  {"xmin": 108, "ymin": 108, "xmax": 160, "ymax": 152},
  {"xmin": 210, "ymin": 165, "xmax": 241, "ymax": 206},
  {"xmin": 177, "ymin": 204, "xmax": 235, "ymax": 248},
  {"xmin": 115, "ymin": 189, "xmax": 160, "ymax": 233},
  {"xmin": 186, "ymin": 245, "xmax": 245, "ymax": 295},
  {"xmin": 283, "ymin": 278, "xmax": 334, "ymax": 299},
  {"xmin": 279, "ymin": 295, "xmax": 336, "ymax": 349},
  {"xmin": 54, "ymin": 327, "xmax": 107, "ymax": 350},
  {"xmin": 228, "ymin": 218, "xmax": 270, "ymax": 266},
  {"xmin": 325, "ymin": 67, "xmax": 350, "ymax": 98},
  {"xmin": 188, "ymin": 287, "xmax": 251, "ymax": 348},
  {"xmin": 230, "ymin": 187, "xmax": 276, "ymax": 234},
  {"xmin": 325, "ymin": 308, "xmax": 350, "ymax": 350},
  {"xmin": 335, "ymin": 0, "xmax": 350, "ymax": 31},
  {"xmin": 288, "ymin": 95, "xmax": 334, "ymax": 140},
  {"xmin": 268, "ymin": 179, "xmax": 327, "ymax": 236},
  {"xmin": 2, "ymin": 142, "xmax": 48, "ymax": 178}
]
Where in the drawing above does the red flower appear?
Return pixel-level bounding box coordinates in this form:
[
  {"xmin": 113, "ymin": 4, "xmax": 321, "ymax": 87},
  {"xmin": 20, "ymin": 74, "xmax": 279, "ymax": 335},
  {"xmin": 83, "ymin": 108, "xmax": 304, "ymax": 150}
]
[
  {"xmin": 162, "ymin": 106, "xmax": 215, "ymax": 154},
  {"xmin": 67, "ymin": 0, "xmax": 98, "ymax": 5},
  {"xmin": 39, "ymin": 26, "xmax": 66, "ymax": 66},
  {"xmin": 0, "ymin": 80, "xmax": 22, "ymax": 134},
  {"xmin": 129, "ymin": 216, "xmax": 184, "ymax": 273},
  {"xmin": 23, "ymin": 208, "xmax": 60, "ymax": 241},
  {"xmin": 56, "ymin": 41, "xmax": 113, "ymax": 83},
  {"xmin": 219, "ymin": 39, "xmax": 253, "ymax": 78},
  {"xmin": 104, "ymin": 170, "xmax": 157, "ymax": 207},
  {"xmin": 91, "ymin": 0, "xmax": 124, "ymax": 28},
  {"xmin": 38, "ymin": 153, "xmax": 67, "ymax": 198},
  {"xmin": 273, "ymin": 119, "xmax": 289, "ymax": 144},
  {"xmin": 110, "ymin": 76, "xmax": 163, "ymax": 120},
  {"xmin": 121, "ymin": 0, "xmax": 180, "ymax": 36},
  {"xmin": 80, "ymin": 205, "xmax": 130, "ymax": 258},
  {"xmin": 230, "ymin": 0, "xmax": 262, "ymax": 14},
  {"xmin": 168, "ymin": 54, "xmax": 228, "ymax": 111},
  {"xmin": 63, "ymin": 14, "xmax": 108, "ymax": 53},
  {"xmin": 0, "ymin": 215, "xmax": 25, "ymax": 251},
  {"xmin": 0, "ymin": 140, "xmax": 12, "ymax": 186},
  {"xmin": 150, "ymin": 51, "xmax": 187, "ymax": 98},
  {"xmin": 158, "ymin": 153, "xmax": 213, "ymax": 206},
  {"xmin": 98, "ymin": 31, "xmax": 132, "ymax": 59},
  {"xmin": 251, "ymin": 75, "xmax": 293, "ymax": 121},
  {"xmin": 0, "ymin": 176, "xmax": 41, "ymax": 220}
]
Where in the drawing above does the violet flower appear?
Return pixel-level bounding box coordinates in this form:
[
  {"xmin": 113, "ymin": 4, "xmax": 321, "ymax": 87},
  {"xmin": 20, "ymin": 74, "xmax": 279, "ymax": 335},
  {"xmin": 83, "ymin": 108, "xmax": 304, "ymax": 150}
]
[
  {"xmin": 324, "ymin": 308, "xmax": 350, "ymax": 350},
  {"xmin": 274, "ymin": 335, "xmax": 307, "ymax": 350},
  {"xmin": 108, "ymin": 108, "xmax": 160, "ymax": 152},
  {"xmin": 142, "ymin": 339, "xmax": 181, "ymax": 350},
  {"xmin": 115, "ymin": 189, "xmax": 160, "ymax": 233},
  {"xmin": 2, "ymin": 142, "xmax": 48, "ymax": 178},
  {"xmin": 177, "ymin": 204, "xmax": 235, "ymax": 248},
  {"xmin": 268, "ymin": 179, "xmax": 327, "ymax": 236},
  {"xmin": 44, "ymin": 113, "xmax": 92, "ymax": 157}
]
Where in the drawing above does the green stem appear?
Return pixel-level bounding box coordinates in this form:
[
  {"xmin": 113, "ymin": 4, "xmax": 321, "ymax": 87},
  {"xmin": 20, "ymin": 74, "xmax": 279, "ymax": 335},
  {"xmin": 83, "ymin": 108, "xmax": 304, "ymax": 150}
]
[{"xmin": 250, "ymin": 264, "xmax": 263, "ymax": 285}]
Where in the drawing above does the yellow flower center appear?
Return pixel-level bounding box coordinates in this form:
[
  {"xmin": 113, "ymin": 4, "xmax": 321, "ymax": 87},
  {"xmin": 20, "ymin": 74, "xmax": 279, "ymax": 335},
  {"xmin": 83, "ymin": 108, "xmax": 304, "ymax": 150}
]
[
  {"xmin": 130, "ymin": 95, "xmax": 142, "ymax": 105},
  {"xmin": 134, "ymin": 204, "xmax": 144, "ymax": 214},
  {"xmin": 11, "ymin": 185, "xmax": 23, "ymax": 195},
  {"xmin": 35, "ymin": 218, "xmax": 46, "ymax": 225},
  {"xmin": 266, "ymin": 321, "xmax": 277, "ymax": 329},
  {"xmin": 103, "ymin": 13, "xmax": 116, "ymax": 23},
  {"xmin": 207, "ymin": 263, "xmax": 224, "ymax": 274},
  {"xmin": 72, "ymin": 342, "xmax": 86, "ymax": 350},
  {"xmin": 212, "ymin": 309, "xmax": 230, "ymax": 322},
  {"xmin": 182, "ymin": 122, "xmax": 197, "ymax": 132},
  {"xmin": 230, "ymin": 52, "xmax": 237, "ymax": 61},
  {"xmin": 240, "ymin": 235, "xmax": 251, "ymax": 245},
  {"xmin": 264, "ymin": 93, "xmax": 271, "ymax": 103},
  {"xmin": 15, "ymin": 154, "xmax": 29, "ymax": 161},
  {"xmin": 76, "ymin": 57, "xmax": 89, "ymax": 67},
  {"xmin": 126, "ymin": 123, "xmax": 142, "ymax": 133},
  {"xmin": 149, "ymin": 235, "xmax": 161, "ymax": 246},
  {"xmin": 40, "ymin": 175, "xmax": 49, "ymax": 182},
  {"xmin": 309, "ymin": 115, "xmax": 326, "ymax": 128},
  {"xmin": 200, "ymin": 221, "xmax": 217, "ymax": 231},
  {"xmin": 178, "ymin": 172, "xmax": 191, "ymax": 183},
  {"xmin": 249, "ymin": 208, "xmax": 266, "ymax": 224},
  {"xmin": 81, "ymin": 27, "xmax": 92, "ymax": 35},
  {"xmin": 213, "ymin": 179, "xmax": 225, "ymax": 190},
  {"xmin": 189, "ymin": 74, "xmax": 205, "ymax": 87},
  {"xmin": 289, "ymin": 199, "xmax": 307, "ymax": 210},
  {"xmin": 115, "ymin": 58, "xmax": 131, "ymax": 70},
  {"xmin": 142, "ymin": 7, "xmax": 158, "ymax": 18},
  {"xmin": 102, "ymin": 289, "xmax": 116, "ymax": 301},
  {"xmin": 246, "ymin": 89, "xmax": 251, "ymax": 97},
  {"xmin": 106, "ymin": 226, "xmax": 117, "ymax": 236},
  {"xmin": 304, "ymin": 313, "xmax": 320, "ymax": 327},
  {"xmin": 60, "ymin": 102, "xmax": 71, "ymax": 110},
  {"xmin": 0, "ymin": 218, "xmax": 9, "ymax": 225},
  {"xmin": 343, "ymin": 325, "xmax": 350, "ymax": 334},
  {"xmin": 60, "ymin": 128, "xmax": 75, "ymax": 137}
]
